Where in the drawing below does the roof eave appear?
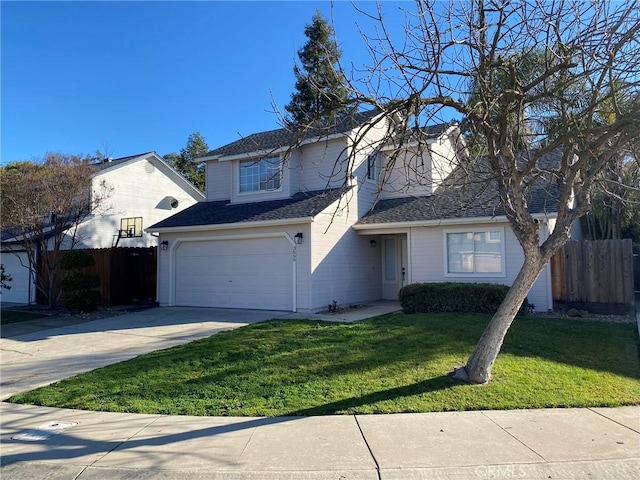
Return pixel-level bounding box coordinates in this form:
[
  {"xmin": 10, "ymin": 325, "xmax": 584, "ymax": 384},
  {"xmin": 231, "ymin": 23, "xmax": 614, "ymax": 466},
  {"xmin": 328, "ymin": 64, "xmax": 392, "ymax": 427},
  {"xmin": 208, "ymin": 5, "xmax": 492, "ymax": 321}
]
[
  {"xmin": 146, "ymin": 216, "xmax": 315, "ymax": 234},
  {"xmin": 353, "ymin": 212, "xmax": 556, "ymax": 232}
]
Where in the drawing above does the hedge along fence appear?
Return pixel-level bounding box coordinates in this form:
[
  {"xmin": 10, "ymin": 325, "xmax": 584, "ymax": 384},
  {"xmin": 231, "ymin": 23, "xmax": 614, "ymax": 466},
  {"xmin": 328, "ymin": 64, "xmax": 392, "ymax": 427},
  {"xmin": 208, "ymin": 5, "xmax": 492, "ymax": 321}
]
[{"xmin": 398, "ymin": 282, "xmax": 528, "ymax": 316}]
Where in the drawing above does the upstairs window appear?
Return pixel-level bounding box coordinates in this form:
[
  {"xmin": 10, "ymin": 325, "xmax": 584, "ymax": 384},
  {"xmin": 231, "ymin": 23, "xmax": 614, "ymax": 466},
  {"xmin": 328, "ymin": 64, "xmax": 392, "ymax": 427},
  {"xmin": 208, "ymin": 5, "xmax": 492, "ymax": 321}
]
[
  {"xmin": 239, "ymin": 157, "xmax": 281, "ymax": 193},
  {"xmin": 366, "ymin": 152, "xmax": 379, "ymax": 181}
]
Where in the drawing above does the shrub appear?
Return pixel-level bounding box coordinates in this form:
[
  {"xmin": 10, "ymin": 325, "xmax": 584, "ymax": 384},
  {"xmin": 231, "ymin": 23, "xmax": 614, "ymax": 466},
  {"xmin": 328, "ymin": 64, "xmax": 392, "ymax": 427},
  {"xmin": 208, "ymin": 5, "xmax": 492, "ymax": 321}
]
[
  {"xmin": 60, "ymin": 250, "xmax": 101, "ymax": 313},
  {"xmin": 60, "ymin": 250, "xmax": 96, "ymax": 270},
  {"xmin": 398, "ymin": 282, "xmax": 528, "ymax": 316}
]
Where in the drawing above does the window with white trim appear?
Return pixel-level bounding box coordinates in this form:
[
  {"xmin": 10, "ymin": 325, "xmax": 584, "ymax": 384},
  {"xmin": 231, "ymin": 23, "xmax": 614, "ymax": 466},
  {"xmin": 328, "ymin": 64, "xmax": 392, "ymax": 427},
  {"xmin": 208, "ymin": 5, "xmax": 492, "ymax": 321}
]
[
  {"xmin": 239, "ymin": 157, "xmax": 281, "ymax": 193},
  {"xmin": 366, "ymin": 152, "xmax": 379, "ymax": 181},
  {"xmin": 446, "ymin": 229, "xmax": 505, "ymax": 275}
]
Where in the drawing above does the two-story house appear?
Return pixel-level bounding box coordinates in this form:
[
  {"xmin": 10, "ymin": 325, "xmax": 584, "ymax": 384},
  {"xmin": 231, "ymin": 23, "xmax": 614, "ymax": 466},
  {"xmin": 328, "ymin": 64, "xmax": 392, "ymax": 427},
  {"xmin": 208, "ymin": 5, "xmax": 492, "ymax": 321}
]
[
  {"xmin": 148, "ymin": 111, "xmax": 562, "ymax": 313},
  {"xmin": 1, "ymin": 152, "xmax": 205, "ymax": 305}
]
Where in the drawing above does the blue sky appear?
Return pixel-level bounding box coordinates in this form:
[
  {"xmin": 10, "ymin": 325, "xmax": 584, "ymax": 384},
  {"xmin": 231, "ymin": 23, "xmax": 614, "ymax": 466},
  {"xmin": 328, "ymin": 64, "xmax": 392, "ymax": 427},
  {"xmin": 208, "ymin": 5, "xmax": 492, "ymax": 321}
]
[{"xmin": 1, "ymin": 1, "xmax": 413, "ymax": 164}]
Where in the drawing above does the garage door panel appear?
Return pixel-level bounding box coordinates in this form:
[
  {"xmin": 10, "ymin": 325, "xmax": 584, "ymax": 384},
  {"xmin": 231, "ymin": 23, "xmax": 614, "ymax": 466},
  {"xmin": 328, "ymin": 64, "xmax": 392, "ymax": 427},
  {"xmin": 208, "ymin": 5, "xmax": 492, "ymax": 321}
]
[
  {"xmin": 174, "ymin": 237, "xmax": 292, "ymax": 310},
  {"xmin": 1, "ymin": 252, "xmax": 34, "ymax": 304}
]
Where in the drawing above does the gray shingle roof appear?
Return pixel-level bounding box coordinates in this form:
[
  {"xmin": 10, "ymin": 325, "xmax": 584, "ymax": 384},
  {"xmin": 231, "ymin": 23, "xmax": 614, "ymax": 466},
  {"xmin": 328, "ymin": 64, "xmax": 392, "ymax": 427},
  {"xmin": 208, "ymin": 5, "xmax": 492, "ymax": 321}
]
[
  {"xmin": 92, "ymin": 152, "xmax": 156, "ymax": 172},
  {"xmin": 358, "ymin": 149, "xmax": 563, "ymax": 225},
  {"xmin": 207, "ymin": 112, "xmax": 457, "ymax": 159},
  {"xmin": 149, "ymin": 188, "xmax": 350, "ymax": 230},
  {"xmin": 206, "ymin": 111, "xmax": 383, "ymax": 158}
]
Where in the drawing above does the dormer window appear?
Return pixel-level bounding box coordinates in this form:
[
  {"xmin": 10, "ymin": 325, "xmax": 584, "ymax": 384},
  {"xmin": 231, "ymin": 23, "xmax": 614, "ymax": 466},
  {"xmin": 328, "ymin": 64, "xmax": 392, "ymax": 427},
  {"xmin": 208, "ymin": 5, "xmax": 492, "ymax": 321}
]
[{"xmin": 239, "ymin": 157, "xmax": 281, "ymax": 193}]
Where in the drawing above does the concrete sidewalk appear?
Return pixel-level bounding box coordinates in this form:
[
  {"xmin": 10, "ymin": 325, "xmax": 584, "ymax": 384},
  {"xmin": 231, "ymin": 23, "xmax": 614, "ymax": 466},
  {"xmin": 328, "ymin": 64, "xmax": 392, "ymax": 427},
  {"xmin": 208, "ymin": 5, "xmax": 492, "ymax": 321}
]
[
  {"xmin": 1, "ymin": 403, "xmax": 638, "ymax": 479},
  {"xmin": 1, "ymin": 303, "xmax": 639, "ymax": 479}
]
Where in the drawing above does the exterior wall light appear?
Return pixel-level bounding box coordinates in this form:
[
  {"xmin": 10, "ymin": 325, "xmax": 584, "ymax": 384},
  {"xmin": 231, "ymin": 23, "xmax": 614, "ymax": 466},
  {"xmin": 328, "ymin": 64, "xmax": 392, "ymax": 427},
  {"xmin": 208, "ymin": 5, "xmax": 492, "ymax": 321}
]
[
  {"xmin": 370, "ymin": 239, "xmax": 377, "ymax": 248},
  {"xmin": 294, "ymin": 232, "xmax": 303, "ymax": 245},
  {"xmin": 160, "ymin": 240, "xmax": 169, "ymax": 251}
]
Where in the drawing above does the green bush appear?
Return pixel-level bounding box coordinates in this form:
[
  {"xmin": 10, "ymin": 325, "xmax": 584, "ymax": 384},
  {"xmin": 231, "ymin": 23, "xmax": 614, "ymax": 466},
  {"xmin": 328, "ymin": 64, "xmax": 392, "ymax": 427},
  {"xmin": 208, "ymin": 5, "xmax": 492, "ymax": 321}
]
[
  {"xmin": 60, "ymin": 250, "xmax": 101, "ymax": 313},
  {"xmin": 64, "ymin": 291, "xmax": 102, "ymax": 313},
  {"xmin": 398, "ymin": 282, "xmax": 528, "ymax": 316},
  {"xmin": 61, "ymin": 273, "xmax": 101, "ymax": 292},
  {"xmin": 60, "ymin": 250, "xmax": 96, "ymax": 270}
]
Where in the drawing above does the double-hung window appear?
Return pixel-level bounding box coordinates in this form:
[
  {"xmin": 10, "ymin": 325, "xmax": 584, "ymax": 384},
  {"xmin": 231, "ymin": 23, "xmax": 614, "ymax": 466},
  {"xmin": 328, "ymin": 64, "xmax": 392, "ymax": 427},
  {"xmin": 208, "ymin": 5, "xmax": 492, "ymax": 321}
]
[
  {"xmin": 445, "ymin": 229, "xmax": 505, "ymax": 276},
  {"xmin": 239, "ymin": 157, "xmax": 281, "ymax": 193}
]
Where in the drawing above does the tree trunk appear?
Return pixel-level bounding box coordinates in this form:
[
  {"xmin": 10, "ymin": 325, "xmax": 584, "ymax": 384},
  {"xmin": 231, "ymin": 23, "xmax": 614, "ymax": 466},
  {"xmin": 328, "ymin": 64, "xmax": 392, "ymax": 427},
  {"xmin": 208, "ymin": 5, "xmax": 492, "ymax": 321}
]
[{"xmin": 456, "ymin": 252, "xmax": 547, "ymax": 384}]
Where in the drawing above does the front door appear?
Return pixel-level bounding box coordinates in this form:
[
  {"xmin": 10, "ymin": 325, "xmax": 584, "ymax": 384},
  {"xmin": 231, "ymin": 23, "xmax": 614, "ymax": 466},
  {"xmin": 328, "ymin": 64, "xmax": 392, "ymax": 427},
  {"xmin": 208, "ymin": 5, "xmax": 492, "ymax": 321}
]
[{"xmin": 382, "ymin": 235, "xmax": 408, "ymax": 300}]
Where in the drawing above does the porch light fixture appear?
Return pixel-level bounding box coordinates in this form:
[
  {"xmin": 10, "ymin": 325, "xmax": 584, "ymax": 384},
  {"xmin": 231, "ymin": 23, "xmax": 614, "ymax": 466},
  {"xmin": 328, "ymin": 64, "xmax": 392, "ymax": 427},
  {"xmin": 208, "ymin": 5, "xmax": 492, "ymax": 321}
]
[
  {"xmin": 294, "ymin": 232, "xmax": 303, "ymax": 245},
  {"xmin": 370, "ymin": 239, "xmax": 377, "ymax": 248},
  {"xmin": 160, "ymin": 240, "xmax": 169, "ymax": 251}
]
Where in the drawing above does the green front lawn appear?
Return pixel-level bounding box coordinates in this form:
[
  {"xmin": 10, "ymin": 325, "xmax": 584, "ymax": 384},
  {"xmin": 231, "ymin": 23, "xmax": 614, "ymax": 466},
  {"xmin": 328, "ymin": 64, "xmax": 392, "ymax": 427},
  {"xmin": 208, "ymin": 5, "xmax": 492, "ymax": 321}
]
[
  {"xmin": 1, "ymin": 310, "xmax": 46, "ymax": 325},
  {"xmin": 8, "ymin": 313, "xmax": 640, "ymax": 416}
]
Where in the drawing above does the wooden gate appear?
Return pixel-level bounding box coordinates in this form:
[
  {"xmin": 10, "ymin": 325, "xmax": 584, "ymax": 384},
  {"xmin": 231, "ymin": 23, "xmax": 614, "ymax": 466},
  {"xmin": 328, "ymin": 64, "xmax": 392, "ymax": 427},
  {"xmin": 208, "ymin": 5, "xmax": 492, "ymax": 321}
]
[
  {"xmin": 39, "ymin": 247, "xmax": 157, "ymax": 306},
  {"xmin": 551, "ymin": 239, "xmax": 635, "ymax": 315}
]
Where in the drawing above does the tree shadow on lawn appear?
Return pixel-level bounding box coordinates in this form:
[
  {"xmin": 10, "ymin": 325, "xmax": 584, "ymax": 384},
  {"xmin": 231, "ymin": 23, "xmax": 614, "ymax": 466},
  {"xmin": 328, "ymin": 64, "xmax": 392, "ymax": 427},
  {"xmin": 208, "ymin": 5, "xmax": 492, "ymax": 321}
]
[
  {"xmin": 112, "ymin": 314, "xmax": 639, "ymax": 401},
  {"xmin": 285, "ymin": 374, "xmax": 459, "ymax": 416},
  {"xmin": 178, "ymin": 319, "xmax": 473, "ymax": 387}
]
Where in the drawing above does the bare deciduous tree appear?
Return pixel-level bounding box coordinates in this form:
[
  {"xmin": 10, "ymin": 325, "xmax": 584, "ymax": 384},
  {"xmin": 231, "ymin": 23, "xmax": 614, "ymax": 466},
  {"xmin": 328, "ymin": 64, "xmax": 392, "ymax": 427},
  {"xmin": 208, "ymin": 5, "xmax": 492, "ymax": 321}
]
[
  {"xmin": 0, "ymin": 153, "xmax": 112, "ymax": 308},
  {"xmin": 288, "ymin": 0, "xmax": 639, "ymax": 383}
]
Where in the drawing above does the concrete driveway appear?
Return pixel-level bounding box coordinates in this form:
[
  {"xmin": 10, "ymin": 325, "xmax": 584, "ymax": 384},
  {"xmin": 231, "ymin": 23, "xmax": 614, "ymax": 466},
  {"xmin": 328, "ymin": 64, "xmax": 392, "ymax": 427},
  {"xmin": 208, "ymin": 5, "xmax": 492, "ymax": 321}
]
[
  {"xmin": 0, "ymin": 307, "xmax": 292, "ymax": 400},
  {"xmin": 0, "ymin": 302, "xmax": 402, "ymax": 401}
]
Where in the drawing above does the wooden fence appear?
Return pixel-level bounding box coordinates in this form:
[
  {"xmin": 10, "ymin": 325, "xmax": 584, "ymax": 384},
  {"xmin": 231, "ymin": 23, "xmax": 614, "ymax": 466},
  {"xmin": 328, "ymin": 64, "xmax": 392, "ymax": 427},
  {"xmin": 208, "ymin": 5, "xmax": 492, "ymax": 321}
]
[
  {"xmin": 634, "ymin": 245, "xmax": 640, "ymax": 293},
  {"xmin": 38, "ymin": 247, "xmax": 157, "ymax": 306},
  {"xmin": 551, "ymin": 239, "xmax": 635, "ymax": 315}
]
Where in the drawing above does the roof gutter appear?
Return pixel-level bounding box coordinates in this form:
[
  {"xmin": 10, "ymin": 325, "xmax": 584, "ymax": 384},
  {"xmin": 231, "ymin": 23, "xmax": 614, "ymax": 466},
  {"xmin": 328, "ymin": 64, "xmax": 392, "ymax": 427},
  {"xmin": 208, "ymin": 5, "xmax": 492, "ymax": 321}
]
[
  {"xmin": 353, "ymin": 212, "xmax": 556, "ymax": 232},
  {"xmin": 146, "ymin": 216, "xmax": 315, "ymax": 234}
]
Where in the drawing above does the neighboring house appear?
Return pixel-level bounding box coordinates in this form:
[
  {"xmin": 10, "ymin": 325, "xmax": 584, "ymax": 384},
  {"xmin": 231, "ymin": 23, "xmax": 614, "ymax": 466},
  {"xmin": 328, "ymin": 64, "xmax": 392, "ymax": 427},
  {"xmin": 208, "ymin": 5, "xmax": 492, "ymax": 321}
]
[
  {"xmin": 0, "ymin": 152, "xmax": 204, "ymax": 304},
  {"xmin": 149, "ymin": 111, "xmax": 564, "ymax": 313}
]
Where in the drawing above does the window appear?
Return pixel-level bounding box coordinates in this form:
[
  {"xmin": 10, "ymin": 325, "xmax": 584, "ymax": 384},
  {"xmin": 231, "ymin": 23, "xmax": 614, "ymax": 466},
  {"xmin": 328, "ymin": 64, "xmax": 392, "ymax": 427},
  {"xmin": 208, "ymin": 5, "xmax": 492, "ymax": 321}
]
[
  {"xmin": 446, "ymin": 229, "xmax": 504, "ymax": 275},
  {"xmin": 239, "ymin": 157, "xmax": 281, "ymax": 193},
  {"xmin": 366, "ymin": 152, "xmax": 379, "ymax": 181},
  {"xmin": 384, "ymin": 238, "xmax": 396, "ymax": 281}
]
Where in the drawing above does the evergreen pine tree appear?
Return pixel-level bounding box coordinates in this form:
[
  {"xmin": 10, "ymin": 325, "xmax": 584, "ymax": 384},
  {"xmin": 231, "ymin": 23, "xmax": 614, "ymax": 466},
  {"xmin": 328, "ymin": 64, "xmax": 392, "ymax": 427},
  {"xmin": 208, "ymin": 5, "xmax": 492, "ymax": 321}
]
[
  {"xmin": 285, "ymin": 10, "xmax": 348, "ymax": 125},
  {"xmin": 165, "ymin": 131, "xmax": 208, "ymax": 192}
]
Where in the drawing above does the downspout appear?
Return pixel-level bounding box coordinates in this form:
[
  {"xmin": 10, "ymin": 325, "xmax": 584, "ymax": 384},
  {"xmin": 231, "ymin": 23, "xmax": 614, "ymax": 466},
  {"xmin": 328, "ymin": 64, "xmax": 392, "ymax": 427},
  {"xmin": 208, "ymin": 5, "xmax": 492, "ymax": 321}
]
[{"xmin": 284, "ymin": 233, "xmax": 298, "ymax": 313}]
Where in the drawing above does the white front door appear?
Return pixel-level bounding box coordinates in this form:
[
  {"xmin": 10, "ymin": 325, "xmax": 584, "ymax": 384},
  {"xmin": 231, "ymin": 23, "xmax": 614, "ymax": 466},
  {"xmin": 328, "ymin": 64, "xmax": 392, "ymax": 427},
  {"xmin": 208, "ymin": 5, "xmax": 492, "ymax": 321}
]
[{"xmin": 382, "ymin": 235, "xmax": 408, "ymax": 300}]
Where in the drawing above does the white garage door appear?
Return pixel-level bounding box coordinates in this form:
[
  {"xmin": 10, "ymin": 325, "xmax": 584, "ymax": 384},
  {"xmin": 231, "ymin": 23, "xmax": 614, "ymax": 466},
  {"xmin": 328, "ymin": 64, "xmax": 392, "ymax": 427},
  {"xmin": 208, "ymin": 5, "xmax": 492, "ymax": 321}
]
[
  {"xmin": 1, "ymin": 251, "xmax": 35, "ymax": 304},
  {"xmin": 174, "ymin": 237, "xmax": 293, "ymax": 310}
]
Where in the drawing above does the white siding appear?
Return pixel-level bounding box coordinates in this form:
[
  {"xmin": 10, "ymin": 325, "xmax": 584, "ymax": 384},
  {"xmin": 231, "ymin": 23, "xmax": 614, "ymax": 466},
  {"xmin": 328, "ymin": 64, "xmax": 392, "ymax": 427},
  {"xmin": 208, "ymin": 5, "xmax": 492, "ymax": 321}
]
[
  {"xmin": 205, "ymin": 160, "xmax": 232, "ymax": 201},
  {"xmin": 379, "ymin": 148, "xmax": 433, "ymax": 199},
  {"xmin": 298, "ymin": 137, "xmax": 351, "ymax": 191},
  {"xmin": 285, "ymin": 150, "xmax": 302, "ymax": 196},
  {"xmin": 69, "ymin": 158, "xmax": 201, "ymax": 249},
  {"xmin": 409, "ymin": 222, "xmax": 552, "ymax": 311},
  {"xmin": 310, "ymin": 189, "xmax": 380, "ymax": 310},
  {"xmin": 430, "ymin": 136, "xmax": 458, "ymax": 190}
]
